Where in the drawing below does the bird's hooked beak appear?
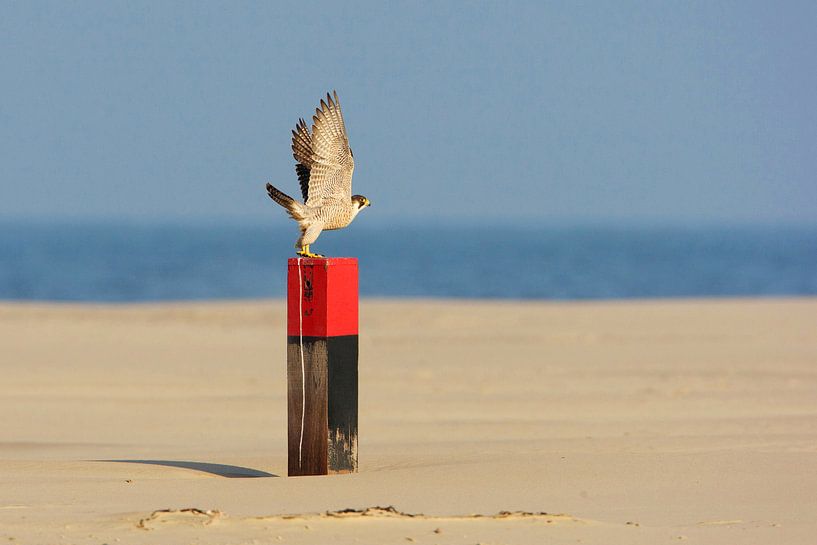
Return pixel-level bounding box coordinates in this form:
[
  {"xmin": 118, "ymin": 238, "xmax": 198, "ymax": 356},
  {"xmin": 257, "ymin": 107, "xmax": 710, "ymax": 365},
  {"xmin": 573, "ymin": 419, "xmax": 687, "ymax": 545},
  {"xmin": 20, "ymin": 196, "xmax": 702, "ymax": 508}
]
[{"xmin": 365, "ymin": 198, "xmax": 372, "ymax": 207}]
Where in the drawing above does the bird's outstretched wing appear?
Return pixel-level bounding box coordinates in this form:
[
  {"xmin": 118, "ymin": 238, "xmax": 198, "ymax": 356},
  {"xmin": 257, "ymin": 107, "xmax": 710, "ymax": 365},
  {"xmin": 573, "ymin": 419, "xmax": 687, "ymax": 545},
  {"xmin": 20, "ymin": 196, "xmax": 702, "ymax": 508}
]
[
  {"xmin": 306, "ymin": 91, "xmax": 354, "ymax": 207},
  {"xmin": 289, "ymin": 91, "xmax": 354, "ymax": 207}
]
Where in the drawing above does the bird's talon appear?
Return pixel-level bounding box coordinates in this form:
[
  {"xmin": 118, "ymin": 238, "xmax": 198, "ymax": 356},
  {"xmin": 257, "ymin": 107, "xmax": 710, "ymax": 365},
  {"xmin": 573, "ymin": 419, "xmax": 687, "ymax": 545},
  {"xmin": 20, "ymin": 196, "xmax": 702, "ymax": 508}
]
[{"xmin": 296, "ymin": 248, "xmax": 325, "ymax": 258}]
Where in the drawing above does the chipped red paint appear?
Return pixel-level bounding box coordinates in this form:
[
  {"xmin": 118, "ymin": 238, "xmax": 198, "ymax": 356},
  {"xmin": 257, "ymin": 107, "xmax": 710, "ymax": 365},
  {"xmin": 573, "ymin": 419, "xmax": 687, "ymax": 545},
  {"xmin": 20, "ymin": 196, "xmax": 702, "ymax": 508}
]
[{"xmin": 287, "ymin": 258, "xmax": 358, "ymax": 337}]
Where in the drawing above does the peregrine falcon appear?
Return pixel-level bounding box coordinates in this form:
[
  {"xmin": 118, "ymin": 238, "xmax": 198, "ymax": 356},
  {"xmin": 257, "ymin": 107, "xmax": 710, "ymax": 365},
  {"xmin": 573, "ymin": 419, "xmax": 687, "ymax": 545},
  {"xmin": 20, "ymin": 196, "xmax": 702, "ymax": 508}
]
[{"xmin": 266, "ymin": 91, "xmax": 371, "ymax": 258}]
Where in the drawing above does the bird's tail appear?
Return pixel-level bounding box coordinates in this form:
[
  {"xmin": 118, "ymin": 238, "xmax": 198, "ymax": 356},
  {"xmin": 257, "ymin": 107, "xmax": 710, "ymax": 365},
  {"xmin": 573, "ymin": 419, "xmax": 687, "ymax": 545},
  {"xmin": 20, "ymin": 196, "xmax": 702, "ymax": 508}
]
[{"xmin": 266, "ymin": 183, "xmax": 306, "ymax": 221}]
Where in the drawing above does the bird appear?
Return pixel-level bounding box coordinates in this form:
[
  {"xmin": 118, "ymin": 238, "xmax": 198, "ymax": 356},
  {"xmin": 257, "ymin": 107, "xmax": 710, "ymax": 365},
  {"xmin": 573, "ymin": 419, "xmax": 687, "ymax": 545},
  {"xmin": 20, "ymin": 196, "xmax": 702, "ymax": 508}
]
[{"xmin": 266, "ymin": 91, "xmax": 371, "ymax": 258}]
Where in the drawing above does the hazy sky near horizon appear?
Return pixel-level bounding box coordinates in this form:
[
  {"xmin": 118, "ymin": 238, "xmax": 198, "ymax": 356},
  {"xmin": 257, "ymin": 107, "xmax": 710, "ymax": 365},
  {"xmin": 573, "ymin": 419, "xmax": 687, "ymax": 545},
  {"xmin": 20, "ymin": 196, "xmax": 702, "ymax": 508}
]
[{"xmin": 1, "ymin": 1, "xmax": 815, "ymax": 225}]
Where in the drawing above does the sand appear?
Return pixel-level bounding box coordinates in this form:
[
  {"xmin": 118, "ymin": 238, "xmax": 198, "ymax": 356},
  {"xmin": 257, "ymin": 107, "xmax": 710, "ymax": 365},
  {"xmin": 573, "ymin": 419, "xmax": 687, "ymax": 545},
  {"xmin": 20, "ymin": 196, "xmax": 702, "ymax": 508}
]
[{"xmin": 0, "ymin": 297, "xmax": 815, "ymax": 544}]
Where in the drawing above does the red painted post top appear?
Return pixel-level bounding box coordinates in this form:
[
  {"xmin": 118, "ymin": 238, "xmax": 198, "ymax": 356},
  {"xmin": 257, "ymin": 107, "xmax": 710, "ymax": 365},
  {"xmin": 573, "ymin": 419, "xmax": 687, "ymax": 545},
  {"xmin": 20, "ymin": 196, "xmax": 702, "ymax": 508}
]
[{"xmin": 287, "ymin": 257, "xmax": 358, "ymax": 337}]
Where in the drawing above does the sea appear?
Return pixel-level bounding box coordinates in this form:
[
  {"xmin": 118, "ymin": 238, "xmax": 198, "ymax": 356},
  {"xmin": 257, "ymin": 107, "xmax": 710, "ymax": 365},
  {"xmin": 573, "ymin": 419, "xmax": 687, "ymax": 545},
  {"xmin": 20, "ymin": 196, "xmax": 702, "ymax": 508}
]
[{"xmin": 1, "ymin": 221, "xmax": 815, "ymax": 302}]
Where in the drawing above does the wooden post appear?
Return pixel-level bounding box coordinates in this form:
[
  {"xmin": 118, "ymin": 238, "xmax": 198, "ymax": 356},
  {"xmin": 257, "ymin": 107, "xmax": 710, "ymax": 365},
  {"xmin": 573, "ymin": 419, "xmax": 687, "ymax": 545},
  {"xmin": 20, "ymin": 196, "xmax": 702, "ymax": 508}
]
[{"xmin": 287, "ymin": 257, "xmax": 358, "ymax": 476}]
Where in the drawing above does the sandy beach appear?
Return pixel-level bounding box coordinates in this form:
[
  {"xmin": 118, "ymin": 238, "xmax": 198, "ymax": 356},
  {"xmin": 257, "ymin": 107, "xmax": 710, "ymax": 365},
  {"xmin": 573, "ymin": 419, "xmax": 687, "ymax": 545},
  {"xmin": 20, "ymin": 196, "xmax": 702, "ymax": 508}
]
[{"xmin": 1, "ymin": 298, "xmax": 815, "ymax": 544}]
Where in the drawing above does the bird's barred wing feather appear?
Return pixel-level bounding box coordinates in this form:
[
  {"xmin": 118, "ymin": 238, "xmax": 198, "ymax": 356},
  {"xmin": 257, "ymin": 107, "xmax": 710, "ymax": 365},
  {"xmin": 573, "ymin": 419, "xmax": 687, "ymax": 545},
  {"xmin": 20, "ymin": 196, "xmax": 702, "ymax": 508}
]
[
  {"xmin": 291, "ymin": 117, "xmax": 312, "ymax": 202},
  {"xmin": 306, "ymin": 91, "xmax": 354, "ymax": 207}
]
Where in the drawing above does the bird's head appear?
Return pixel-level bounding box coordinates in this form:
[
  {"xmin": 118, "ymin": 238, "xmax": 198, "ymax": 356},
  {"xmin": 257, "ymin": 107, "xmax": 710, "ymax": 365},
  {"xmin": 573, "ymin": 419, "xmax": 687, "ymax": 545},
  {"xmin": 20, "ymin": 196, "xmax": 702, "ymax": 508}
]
[{"xmin": 352, "ymin": 195, "xmax": 371, "ymax": 211}]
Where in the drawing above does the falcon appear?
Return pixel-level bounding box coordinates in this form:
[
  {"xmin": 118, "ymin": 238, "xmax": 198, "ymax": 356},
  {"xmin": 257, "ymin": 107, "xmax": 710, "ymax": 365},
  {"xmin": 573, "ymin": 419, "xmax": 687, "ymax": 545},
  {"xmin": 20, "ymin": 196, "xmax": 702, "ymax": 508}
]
[{"xmin": 266, "ymin": 91, "xmax": 371, "ymax": 258}]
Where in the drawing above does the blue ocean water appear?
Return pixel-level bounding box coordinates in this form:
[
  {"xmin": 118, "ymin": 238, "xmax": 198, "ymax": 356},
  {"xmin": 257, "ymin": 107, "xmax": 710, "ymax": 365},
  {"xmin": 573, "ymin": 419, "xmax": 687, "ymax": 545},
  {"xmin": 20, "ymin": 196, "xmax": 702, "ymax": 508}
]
[{"xmin": 0, "ymin": 221, "xmax": 815, "ymax": 301}]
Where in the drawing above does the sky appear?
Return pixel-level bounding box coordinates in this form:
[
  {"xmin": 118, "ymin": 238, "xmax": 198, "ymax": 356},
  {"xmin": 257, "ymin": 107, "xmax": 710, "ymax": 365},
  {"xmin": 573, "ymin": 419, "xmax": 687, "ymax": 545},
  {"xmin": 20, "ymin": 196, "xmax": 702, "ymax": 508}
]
[{"xmin": 1, "ymin": 1, "xmax": 815, "ymax": 226}]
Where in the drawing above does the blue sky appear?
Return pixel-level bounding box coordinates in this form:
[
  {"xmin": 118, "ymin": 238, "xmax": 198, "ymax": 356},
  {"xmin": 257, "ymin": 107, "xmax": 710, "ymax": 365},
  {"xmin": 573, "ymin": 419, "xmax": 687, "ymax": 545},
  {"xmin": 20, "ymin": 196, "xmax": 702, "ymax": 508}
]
[{"xmin": 1, "ymin": 1, "xmax": 815, "ymax": 225}]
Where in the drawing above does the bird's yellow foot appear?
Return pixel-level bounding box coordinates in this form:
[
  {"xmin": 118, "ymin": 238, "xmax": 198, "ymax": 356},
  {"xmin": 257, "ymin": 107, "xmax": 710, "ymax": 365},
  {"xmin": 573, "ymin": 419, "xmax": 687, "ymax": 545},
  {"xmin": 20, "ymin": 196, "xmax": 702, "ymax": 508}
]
[{"xmin": 296, "ymin": 245, "xmax": 324, "ymax": 258}]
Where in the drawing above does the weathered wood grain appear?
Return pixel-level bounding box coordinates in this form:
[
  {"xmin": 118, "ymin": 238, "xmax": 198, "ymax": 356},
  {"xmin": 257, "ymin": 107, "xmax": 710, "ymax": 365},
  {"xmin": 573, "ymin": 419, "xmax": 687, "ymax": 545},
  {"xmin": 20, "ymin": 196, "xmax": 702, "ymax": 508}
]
[{"xmin": 287, "ymin": 338, "xmax": 328, "ymax": 476}]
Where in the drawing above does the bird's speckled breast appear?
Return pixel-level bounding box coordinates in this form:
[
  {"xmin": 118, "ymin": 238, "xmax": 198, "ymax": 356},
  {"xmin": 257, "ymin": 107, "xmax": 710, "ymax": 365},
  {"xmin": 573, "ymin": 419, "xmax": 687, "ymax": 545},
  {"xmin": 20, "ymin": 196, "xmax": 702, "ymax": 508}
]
[{"xmin": 315, "ymin": 203, "xmax": 355, "ymax": 231}]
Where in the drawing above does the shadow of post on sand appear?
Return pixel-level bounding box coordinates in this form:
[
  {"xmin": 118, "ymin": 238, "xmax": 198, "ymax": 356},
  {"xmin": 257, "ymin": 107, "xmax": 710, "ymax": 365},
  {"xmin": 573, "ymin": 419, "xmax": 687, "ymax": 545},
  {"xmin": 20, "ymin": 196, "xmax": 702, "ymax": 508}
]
[{"xmin": 94, "ymin": 459, "xmax": 278, "ymax": 478}]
